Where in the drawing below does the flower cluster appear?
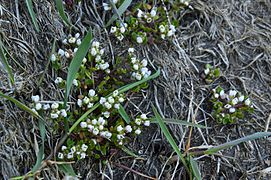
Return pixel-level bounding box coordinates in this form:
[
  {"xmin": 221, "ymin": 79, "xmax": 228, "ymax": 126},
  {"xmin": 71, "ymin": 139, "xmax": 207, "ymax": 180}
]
[
  {"xmin": 202, "ymin": 64, "xmax": 221, "ymax": 83},
  {"xmin": 110, "ymin": 23, "xmax": 128, "ymax": 41},
  {"xmin": 137, "ymin": 7, "xmax": 158, "ymax": 23},
  {"xmin": 211, "ymin": 87, "xmax": 254, "ymax": 124},
  {"xmin": 77, "ymin": 89, "xmax": 99, "ymax": 109},
  {"xmin": 58, "ymin": 144, "xmax": 88, "ymax": 160},
  {"xmin": 158, "ymin": 23, "xmax": 177, "ymax": 39},
  {"xmin": 99, "ymin": 90, "xmax": 124, "ymax": 110},
  {"xmin": 90, "ymin": 41, "xmax": 110, "ymax": 73},
  {"xmin": 128, "ymin": 48, "xmax": 151, "ymax": 80},
  {"xmin": 103, "ymin": 0, "xmax": 119, "ymax": 11}
]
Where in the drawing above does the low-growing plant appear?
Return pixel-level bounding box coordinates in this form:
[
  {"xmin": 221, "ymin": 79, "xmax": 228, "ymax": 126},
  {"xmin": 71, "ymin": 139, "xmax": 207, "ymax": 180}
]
[
  {"xmin": 202, "ymin": 64, "xmax": 221, "ymax": 83},
  {"xmin": 210, "ymin": 86, "xmax": 254, "ymax": 124}
]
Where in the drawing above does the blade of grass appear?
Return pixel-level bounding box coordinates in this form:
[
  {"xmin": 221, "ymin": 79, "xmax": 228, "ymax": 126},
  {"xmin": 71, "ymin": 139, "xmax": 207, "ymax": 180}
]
[
  {"xmin": 25, "ymin": 0, "xmax": 40, "ymax": 32},
  {"xmin": 55, "ymin": 0, "xmax": 71, "ymax": 26},
  {"xmin": 0, "ymin": 40, "xmax": 14, "ymax": 85},
  {"xmin": 204, "ymin": 132, "xmax": 271, "ymax": 155},
  {"xmin": 152, "ymin": 105, "xmax": 191, "ymax": 178},
  {"xmin": 58, "ymin": 164, "xmax": 77, "ymax": 176},
  {"xmin": 121, "ymin": 146, "xmax": 139, "ymax": 158},
  {"xmin": 64, "ymin": 29, "xmax": 92, "ymax": 107},
  {"xmin": 106, "ymin": 0, "xmax": 132, "ymax": 27},
  {"xmin": 150, "ymin": 118, "xmax": 207, "ymax": 128},
  {"xmin": 188, "ymin": 155, "xmax": 202, "ymax": 180},
  {"xmin": 68, "ymin": 69, "xmax": 160, "ymax": 134},
  {"xmin": 118, "ymin": 105, "xmax": 131, "ymax": 124}
]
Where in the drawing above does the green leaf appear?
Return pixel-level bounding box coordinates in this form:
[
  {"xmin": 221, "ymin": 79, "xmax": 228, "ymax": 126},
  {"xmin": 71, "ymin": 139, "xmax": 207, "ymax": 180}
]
[
  {"xmin": 25, "ymin": 0, "xmax": 40, "ymax": 32},
  {"xmin": 152, "ymin": 105, "xmax": 190, "ymax": 174},
  {"xmin": 58, "ymin": 164, "xmax": 77, "ymax": 176},
  {"xmin": 150, "ymin": 118, "xmax": 208, "ymax": 128},
  {"xmin": 118, "ymin": 105, "xmax": 131, "ymax": 124},
  {"xmin": 106, "ymin": 0, "xmax": 133, "ymax": 27},
  {"xmin": 121, "ymin": 146, "xmax": 139, "ymax": 158},
  {"xmin": 68, "ymin": 69, "xmax": 160, "ymax": 134},
  {"xmin": 0, "ymin": 40, "xmax": 14, "ymax": 85},
  {"xmin": 204, "ymin": 132, "xmax": 271, "ymax": 155},
  {"xmin": 188, "ymin": 155, "xmax": 202, "ymax": 180},
  {"xmin": 55, "ymin": 0, "xmax": 71, "ymax": 26},
  {"xmin": 64, "ymin": 29, "xmax": 92, "ymax": 107}
]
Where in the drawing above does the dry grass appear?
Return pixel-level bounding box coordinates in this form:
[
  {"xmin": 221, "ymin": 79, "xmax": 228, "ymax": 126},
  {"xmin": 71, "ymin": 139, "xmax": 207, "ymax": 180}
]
[{"xmin": 0, "ymin": 0, "xmax": 271, "ymax": 179}]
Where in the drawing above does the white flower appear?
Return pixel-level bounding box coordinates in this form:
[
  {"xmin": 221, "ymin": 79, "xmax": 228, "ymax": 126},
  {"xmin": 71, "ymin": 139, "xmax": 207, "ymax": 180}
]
[
  {"xmin": 144, "ymin": 70, "xmax": 151, "ymax": 78},
  {"xmin": 229, "ymin": 108, "xmax": 236, "ymax": 113},
  {"xmin": 113, "ymin": 0, "xmax": 118, "ymax": 3},
  {"xmin": 136, "ymin": 36, "xmax": 143, "ymax": 44},
  {"xmin": 98, "ymin": 117, "xmax": 105, "ymax": 125},
  {"xmin": 135, "ymin": 118, "xmax": 141, "ymax": 125},
  {"xmin": 238, "ymin": 95, "xmax": 245, "ymax": 102},
  {"xmin": 150, "ymin": 8, "xmax": 157, "ymax": 17},
  {"xmin": 214, "ymin": 93, "xmax": 219, "ymax": 98},
  {"xmin": 104, "ymin": 102, "xmax": 112, "ymax": 109},
  {"xmin": 31, "ymin": 95, "xmax": 40, "ymax": 103},
  {"xmin": 131, "ymin": 57, "xmax": 137, "ymax": 64},
  {"xmin": 100, "ymin": 48, "xmax": 105, "ymax": 55},
  {"xmin": 117, "ymin": 134, "xmax": 125, "ymax": 140},
  {"xmin": 54, "ymin": 77, "xmax": 63, "ymax": 84},
  {"xmin": 64, "ymin": 51, "xmax": 70, "ymax": 58},
  {"xmin": 117, "ymin": 125, "xmax": 123, "ymax": 132},
  {"xmin": 137, "ymin": 9, "xmax": 144, "ymax": 18},
  {"xmin": 108, "ymin": 96, "xmax": 115, "ymax": 104},
  {"xmin": 92, "ymin": 41, "xmax": 100, "ymax": 48},
  {"xmin": 58, "ymin": 153, "xmax": 64, "ymax": 159},
  {"xmin": 141, "ymin": 59, "xmax": 148, "ymax": 67},
  {"xmin": 128, "ymin": 48, "xmax": 135, "ymax": 53},
  {"xmin": 224, "ymin": 104, "xmax": 231, "ymax": 109},
  {"xmin": 61, "ymin": 145, "xmax": 67, "ymax": 151},
  {"xmin": 105, "ymin": 131, "xmax": 112, "ymax": 138},
  {"xmin": 100, "ymin": 97, "xmax": 106, "ymax": 104},
  {"xmin": 144, "ymin": 120, "xmax": 150, "ymax": 126},
  {"xmin": 204, "ymin": 68, "xmax": 210, "ymax": 75},
  {"xmin": 117, "ymin": 34, "xmax": 124, "ymax": 41},
  {"xmin": 87, "ymin": 89, "xmax": 96, "ymax": 97},
  {"xmin": 51, "ymin": 102, "xmax": 59, "ymax": 109},
  {"xmin": 120, "ymin": 26, "xmax": 125, "ymax": 33},
  {"xmin": 92, "ymin": 128, "xmax": 99, "ymax": 135},
  {"xmin": 159, "ymin": 25, "xmax": 165, "ymax": 33},
  {"xmin": 73, "ymin": 79, "xmax": 78, "ymax": 86},
  {"xmin": 83, "ymin": 97, "xmax": 90, "ymax": 104},
  {"xmin": 113, "ymin": 90, "xmax": 119, "ymax": 97},
  {"xmin": 87, "ymin": 125, "xmax": 94, "ymax": 131},
  {"xmin": 80, "ymin": 122, "xmax": 87, "ymax": 128},
  {"xmin": 102, "ymin": 111, "xmax": 110, "ymax": 118},
  {"xmin": 229, "ymin": 90, "xmax": 237, "ymax": 97},
  {"xmin": 75, "ymin": 33, "xmax": 80, "ymax": 39},
  {"xmin": 220, "ymin": 90, "xmax": 226, "ymax": 99},
  {"xmin": 87, "ymin": 103, "xmax": 94, "ymax": 108},
  {"xmin": 114, "ymin": 103, "xmax": 120, "ymax": 109},
  {"xmin": 77, "ymin": 99, "xmax": 82, "ymax": 107},
  {"xmin": 103, "ymin": 3, "xmax": 111, "ymax": 11},
  {"xmin": 147, "ymin": 18, "xmax": 153, "ymax": 23},
  {"xmin": 91, "ymin": 48, "xmax": 97, "ymax": 56},
  {"xmin": 51, "ymin": 54, "xmax": 56, "ymax": 61},
  {"xmin": 135, "ymin": 73, "xmax": 142, "ymax": 80},
  {"xmin": 161, "ymin": 34, "xmax": 166, "ymax": 39},
  {"xmin": 81, "ymin": 144, "xmax": 88, "ymax": 151},
  {"xmin": 60, "ymin": 109, "xmax": 67, "ymax": 117},
  {"xmin": 125, "ymin": 125, "xmax": 132, "ymax": 133},
  {"xmin": 170, "ymin": 25, "xmax": 176, "ymax": 32},
  {"xmin": 118, "ymin": 141, "xmax": 123, "ymax": 145},
  {"xmin": 135, "ymin": 129, "xmax": 141, "ymax": 135},
  {"xmin": 245, "ymin": 98, "xmax": 251, "ymax": 106},
  {"xmin": 98, "ymin": 125, "xmax": 104, "ymax": 130},
  {"xmin": 50, "ymin": 113, "xmax": 58, "ymax": 119},
  {"xmin": 118, "ymin": 97, "xmax": 124, "ymax": 103},
  {"xmin": 141, "ymin": 67, "xmax": 149, "ymax": 74},
  {"xmin": 43, "ymin": 104, "xmax": 50, "ymax": 110},
  {"xmin": 67, "ymin": 152, "xmax": 73, "ymax": 159},
  {"xmin": 76, "ymin": 39, "xmax": 81, "ymax": 46},
  {"xmin": 140, "ymin": 114, "xmax": 147, "ymax": 119},
  {"xmin": 232, "ymin": 98, "xmax": 238, "ymax": 105},
  {"xmin": 92, "ymin": 119, "xmax": 97, "ymax": 125},
  {"xmin": 35, "ymin": 103, "xmax": 42, "ymax": 110},
  {"xmin": 133, "ymin": 64, "xmax": 139, "ymax": 70},
  {"xmin": 62, "ymin": 39, "xmax": 67, "ymax": 44},
  {"xmin": 58, "ymin": 49, "xmax": 65, "ymax": 56},
  {"xmin": 100, "ymin": 62, "xmax": 110, "ymax": 70},
  {"xmin": 80, "ymin": 152, "xmax": 86, "ymax": 159},
  {"xmin": 110, "ymin": 26, "xmax": 117, "ymax": 33},
  {"xmin": 167, "ymin": 30, "xmax": 174, "ymax": 37},
  {"xmin": 82, "ymin": 57, "xmax": 87, "ymax": 64},
  {"xmin": 68, "ymin": 37, "xmax": 76, "ymax": 44}
]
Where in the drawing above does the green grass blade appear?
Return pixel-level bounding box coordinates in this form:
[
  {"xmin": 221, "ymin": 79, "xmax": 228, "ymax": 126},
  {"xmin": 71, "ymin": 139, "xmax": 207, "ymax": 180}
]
[
  {"xmin": 0, "ymin": 40, "xmax": 14, "ymax": 85},
  {"xmin": 58, "ymin": 164, "xmax": 76, "ymax": 176},
  {"xmin": 64, "ymin": 29, "xmax": 92, "ymax": 107},
  {"xmin": 69, "ymin": 69, "xmax": 160, "ymax": 134},
  {"xmin": 152, "ymin": 105, "xmax": 190, "ymax": 172},
  {"xmin": 204, "ymin": 132, "xmax": 271, "ymax": 155},
  {"xmin": 106, "ymin": 0, "xmax": 132, "ymax": 27},
  {"xmin": 121, "ymin": 146, "xmax": 139, "ymax": 158},
  {"xmin": 118, "ymin": 105, "xmax": 131, "ymax": 124},
  {"xmin": 150, "ymin": 118, "xmax": 208, "ymax": 128},
  {"xmin": 55, "ymin": 0, "xmax": 71, "ymax": 26},
  {"xmin": 188, "ymin": 155, "xmax": 202, "ymax": 180},
  {"xmin": 25, "ymin": 0, "xmax": 40, "ymax": 32}
]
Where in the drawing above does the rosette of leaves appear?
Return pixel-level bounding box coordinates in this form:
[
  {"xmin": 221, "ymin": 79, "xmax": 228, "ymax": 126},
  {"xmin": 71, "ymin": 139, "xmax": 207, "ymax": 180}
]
[
  {"xmin": 202, "ymin": 64, "xmax": 220, "ymax": 83},
  {"xmin": 210, "ymin": 86, "xmax": 254, "ymax": 124}
]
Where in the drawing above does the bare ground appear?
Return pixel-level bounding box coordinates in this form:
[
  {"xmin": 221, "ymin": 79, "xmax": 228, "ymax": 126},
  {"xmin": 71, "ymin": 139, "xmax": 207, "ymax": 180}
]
[{"xmin": 0, "ymin": 0, "xmax": 271, "ymax": 179}]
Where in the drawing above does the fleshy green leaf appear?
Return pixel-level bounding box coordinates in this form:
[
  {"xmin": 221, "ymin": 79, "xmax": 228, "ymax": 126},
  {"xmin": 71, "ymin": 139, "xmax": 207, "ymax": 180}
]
[
  {"xmin": 118, "ymin": 105, "xmax": 131, "ymax": 124},
  {"xmin": 25, "ymin": 0, "xmax": 40, "ymax": 32},
  {"xmin": 188, "ymin": 155, "xmax": 202, "ymax": 180},
  {"xmin": 55, "ymin": 0, "xmax": 71, "ymax": 26},
  {"xmin": 150, "ymin": 118, "xmax": 208, "ymax": 128},
  {"xmin": 0, "ymin": 40, "xmax": 14, "ymax": 85},
  {"xmin": 58, "ymin": 164, "xmax": 77, "ymax": 176}
]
